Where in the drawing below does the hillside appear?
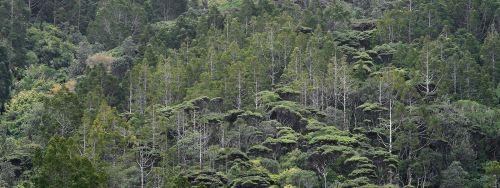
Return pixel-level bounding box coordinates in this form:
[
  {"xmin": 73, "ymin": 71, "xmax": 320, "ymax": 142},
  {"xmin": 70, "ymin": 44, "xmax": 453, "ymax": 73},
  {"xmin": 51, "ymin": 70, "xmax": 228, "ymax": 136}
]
[{"xmin": 1, "ymin": 0, "xmax": 500, "ymax": 187}]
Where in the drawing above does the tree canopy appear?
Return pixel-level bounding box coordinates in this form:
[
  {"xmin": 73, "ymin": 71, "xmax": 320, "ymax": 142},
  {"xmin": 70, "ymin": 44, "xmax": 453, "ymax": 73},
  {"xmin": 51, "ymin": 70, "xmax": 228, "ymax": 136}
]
[{"xmin": 1, "ymin": 0, "xmax": 500, "ymax": 187}]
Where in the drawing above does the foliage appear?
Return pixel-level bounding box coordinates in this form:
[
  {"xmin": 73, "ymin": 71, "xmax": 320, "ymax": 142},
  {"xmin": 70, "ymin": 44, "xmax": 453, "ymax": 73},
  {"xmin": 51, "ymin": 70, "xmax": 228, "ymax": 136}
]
[
  {"xmin": 32, "ymin": 137, "xmax": 106, "ymax": 187},
  {"xmin": 1, "ymin": 0, "xmax": 499, "ymax": 187}
]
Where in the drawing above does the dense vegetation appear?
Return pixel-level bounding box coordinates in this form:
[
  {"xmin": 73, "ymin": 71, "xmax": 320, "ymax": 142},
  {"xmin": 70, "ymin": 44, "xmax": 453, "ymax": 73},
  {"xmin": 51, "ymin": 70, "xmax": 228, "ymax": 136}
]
[{"xmin": 1, "ymin": 0, "xmax": 500, "ymax": 187}]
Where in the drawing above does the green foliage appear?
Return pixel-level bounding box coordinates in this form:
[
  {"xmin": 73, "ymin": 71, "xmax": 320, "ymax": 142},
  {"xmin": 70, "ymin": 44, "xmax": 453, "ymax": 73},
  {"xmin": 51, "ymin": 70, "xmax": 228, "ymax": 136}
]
[
  {"xmin": 147, "ymin": 0, "xmax": 187, "ymax": 21},
  {"xmin": 306, "ymin": 127, "xmax": 358, "ymax": 146},
  {"xmin": 185, "ymin": 170, "xmax": 228, "ymax": 187},
  {"xmin": 357, "ymin": 102, "xmax": 386, "ymax": 112},
  {"xmin": 1, "ymin": 0, "xmax": 500, "ymax": 187},
  {"xmin": 230, "ymin": 175, "xmax": 272, "ymax": 188},
  {"xmin": 257, "ymin": 91, "xmax": 281, "ymax": 106},
  {"xmin": 15, "ymin": 64, "xmax": 66, "ymax": 93},
  {"xmin": 3, "ymin": 90, "xmax": 45, "ymax": 139},
  {"xmin": 485, "ymin": 161, "xmax": 500, "ymax": 176},
  {"xmin": 440, "ymin": 161, "xmax": 469, "ymax": 188},
  {"xmin": 27, "ymin": 24, "xmax": 76, "ymax": 69},
  {"xmin": 0, "ymin": 38, "xmax": 11, "ymax": 112},
  {"xmin": 88, "ymin": 0, "xmax": 146, "ymax": 48},
  {"xmin": 0, "ymin": 0, "xmax": 29, "ymax": 69},
  {"xmin": 277, "ymin": 167, "xmax": 319, "ymax": 188},
  {"xmin": 32, "ymin": 137, "xmax": 106, "ymax": 188}
]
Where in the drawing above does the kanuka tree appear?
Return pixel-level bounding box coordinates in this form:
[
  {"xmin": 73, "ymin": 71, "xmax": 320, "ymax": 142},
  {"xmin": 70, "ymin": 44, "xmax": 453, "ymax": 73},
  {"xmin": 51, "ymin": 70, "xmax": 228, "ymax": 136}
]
[
  {"xmin": 0, "ymin": 0, "xmax": 28, "ymax": 69},
  {"xmin": 0, "ymin": 39, "xmax": 11, "ymax": 112},
  {"xmin": 87, "ymin": 0, "xmax": 146, "ymax": 49},
  {"xmin": 147, "ymin": 0, "xmax": 187, "ymax": 22},
  {"xmin": 481, "ymin": 28, "xmax": 500, "ymax": 86},
  {"xmin": 307, "ymin": 145, "xmax": 352, "ymax": 188},
  {"xmin": 32, "ymin": 136, "xmax": 106, "ymax": 188}
]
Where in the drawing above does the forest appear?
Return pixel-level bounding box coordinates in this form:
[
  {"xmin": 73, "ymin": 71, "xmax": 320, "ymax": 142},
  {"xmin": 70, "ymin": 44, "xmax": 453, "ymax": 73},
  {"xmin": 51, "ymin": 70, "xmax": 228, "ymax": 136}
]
[{"xmin": 1, "ymin": 0, "xmax": 500, "ymax": 187}]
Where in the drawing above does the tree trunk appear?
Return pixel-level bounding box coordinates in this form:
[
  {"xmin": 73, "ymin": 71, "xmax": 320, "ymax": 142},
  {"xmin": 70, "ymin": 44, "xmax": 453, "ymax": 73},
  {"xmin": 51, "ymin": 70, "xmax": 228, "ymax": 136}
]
[
  {"xmin": 379, "ymin": 78, "xmax": 382, "ymax": 104},
  {"xmin": 495, "ymin": 174, "xmax": 499, "ymax": 188},
  {"xmin": 322, "ymin": 173, "xmax": 327, "ymax": 188},
  {"xmin": 493, "ymin": 53, "xmax": 496, "ymax": 84},
  {"xmin": 254, "ymin": 69, "xmax": 258, "ymax": 109},
  {"xmin": 453, "ymin": 60, "xmax": 457, "ymax": 94},
  {"xmin": 237, "ymin": 70, "xmax": 242, "ymax": 109},
  {"xmin": 408, "ymin": 0, "xmax": 412, "ymax": 42},
  {"xmin": 342, "ymin": 64, "xmax": 348, "ymax": 130},
  {"xmin": 129, "ymin": 67, "xmax": 133, "ymax": 114},
  {"xmin": 389, "ymin": 98, "xmax": 393, "ymax": 153},
  {"xmin": 425, "ymin": 44, "xmax": 432, "ymax": 94},
  {"xmin": 270, "ymin": 30, "xmax": 276, "ymax": 87}
]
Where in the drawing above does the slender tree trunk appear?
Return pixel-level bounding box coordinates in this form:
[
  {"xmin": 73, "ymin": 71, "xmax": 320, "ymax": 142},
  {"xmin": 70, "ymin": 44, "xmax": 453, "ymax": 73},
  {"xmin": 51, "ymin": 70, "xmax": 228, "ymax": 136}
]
[
  {"xmin": 143, "ymin": 65, "xmax": 148, "ymax": 114},
  {"xmin": 428, "ymin": 9, "xmax": 431, "ymax": 35},
  {"xmin": 221, "ymin": 125, "xmax": 225, "ymax": 147},
  {"xmin": 77, "ymin": 0, "xmax": 81, "ymax": 30},
  {"xmin": 138, "ymin": 147, "xmax": 145, "ymax": 188},
  {"xmin": 333, "ymin": 53, "xmax": 338, "ymax": 116},
  {"xmin": 408, "ymin": 0, "xmax": 412, "ymax": 42},
  {"xmin": 495, "ymin": 174, "xmax": 499, "ymax": 188},
  {"xmin": 238, "ymin": 123, "xmax": 241, "ymax": 149},
  {"xmin": 209, "ymin": 49, "xmax": 214, "ymax": 80},
  {"xmin": 389, "ymin": 97, "xmax": 394, "ymax": 184},
  {"xmin": 226, "ymin": 19, "xmax": 229, "ymax": 42},
  {"xmin": 237, "ymin": 70, "xmax": 242, "ymax": 109},
  {"xmin": 163, "ymin": 63, "xmax": 170, "ymax": 105},
  {"xmin": 83, "ymin": 122, "xmax": 87, "ymax": 154},
  {"xmin": 270, "ymin": 30, "xmax": 276, "ymax": 87},
  {"xmin": 254, "ymin": 61, "xmax": 259, "ymax": 109},
  {"xmin": 322, "ymin": 172, "xmax": 328, "ymax": 188},
  {"xmin": 379, "ymin": 78, "xmax": 382, "ymax": 104},
  {"xmin": 493, "ymin": 53, "xmax": 496, "ymax": 84},
  {"xmin": 453, "ymin": 60, "xmax": 457, "ymax": 94},
  {"xmin": 425, "ymin": 44, "xmax": 431, "ymax": 94},
  {"xmin": 10, "ymin": 0, "xmax": 14, "ymax": 27},
  {"xmin": 53, "ymin": 0, "xmax": 57, "ymax": 24},
  {"xmin": 152, "ymin": 106, "xmax": 156, "ymax": 148},
  {"xmin": 389, "ymin": 98, "xmax": 393, "ymax": 153},
  {"xmin": 466, "ymin": 0, "xmax": 472, "ymax": 31},
  {"xmin": 342, "ymin": 64, "xmax": 348, "ymax": 130},
  {"xmin": 407, "ymin": 166, "xmax": 413, "ymax": 186},
  {"xmin": 199, "ymin": 123, "xmax": 202, "ymax": 169},
  {"xmin": 129, "ymin": 69, "xmax": 133, "ymax": 114},
  {"xmin": 176, "ymin": 112, "xmax": 182, "ymax": 165}
]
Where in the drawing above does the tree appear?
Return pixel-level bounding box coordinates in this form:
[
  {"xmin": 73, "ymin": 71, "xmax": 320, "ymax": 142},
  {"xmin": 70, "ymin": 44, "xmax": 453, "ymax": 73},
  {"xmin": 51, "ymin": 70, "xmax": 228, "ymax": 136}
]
[
  {"xmin": 85, "ymin": 99, "xmax": 128, "ymax": 163},
  {"xmin": 77, "ymin": 64, "xmax": 126, "ymax": 110},
  {"xmin": 481, "ymin": 28, "xmax": 500, "ymax": 86},
  {"xmin": 228, "ymin": 58, "xmax": 247, "ymax": 109},
  {"xmin": 32, "ymin": 137, "xmax": 106, "ymax": 187},
  {"xmin": 0, "ymin": 0, "xmax": 28, "ymax": 69},
  {"xmin": 26, "ymin": 24, "xmax": 76, "ymax": 69},
  {"xmin": 373, "ymin": 68, "xmax": 408, "ymax": 153},
  {"xmin": 87, "ymin": 0, "xmax": 146, "ymax": 49},
  {"xmin": 3, "ymin": 90, "xmax": 45, "ymax": 140},
  {"xmin": 308, "ymin": 145, "xmax": 351, "ymax": 188},
  {"xmin": 416, "ymin": 38, "xmax": 443, "ymax": 96},
  {"xmin": 306, "ymin": 126, "xmax": 357, "ymax": 188},
  {"xmin": 322, "ymin": 2, "xmax": 351, "ymax": 31},
  {"xmin": 239, "ymin": 0, "xmax": 256, "ymax": 22},
  {"xmin": 326, "ymin": 56, "xmax": 354, "ymax": 130},
  {"xmin": 44, "ymin": 89, "xmax": 82, "ymax": 138},
  {"xmin": 147, "ymin": 0, "xmax": 187, "ymax": 21},
  {"xmin": 278, "ymin": 167, "xmax": 319, "ymax": 188},
  {"xmin": 27, "ymin": 0, "xmax": 98, "ymax": 33},
  {"xmin": 0, "ymin": 38, "xmax": 11, "ymax": 112},
  {"xmin": 485, "ymin": 161, "xmax": 500, "ymax": 188},
  {"xmin": 440, "ymin": 161, "xmax": 469, "ymax": 188},
  {"xmin": 0, "ymin": 132, "xmax": 32, "ymax": 186}
]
